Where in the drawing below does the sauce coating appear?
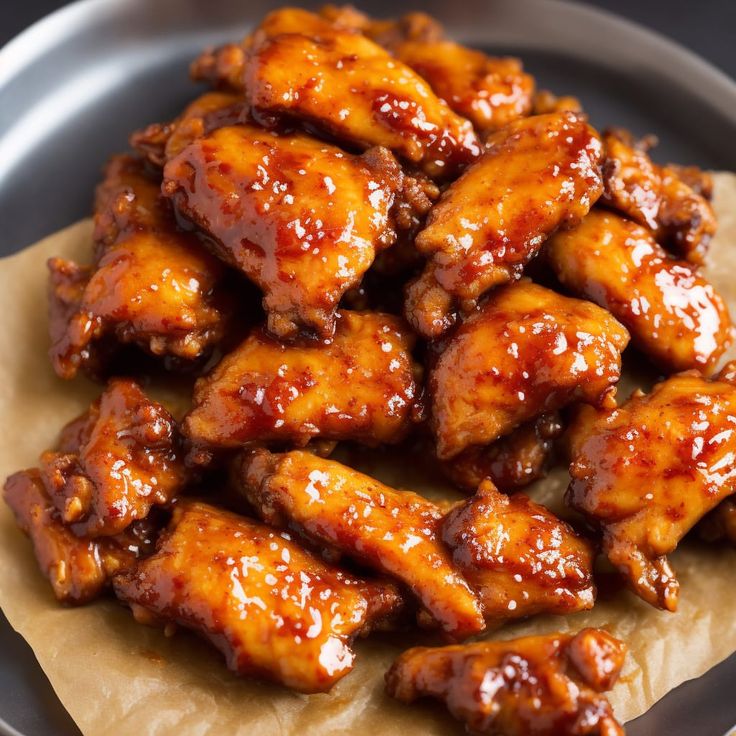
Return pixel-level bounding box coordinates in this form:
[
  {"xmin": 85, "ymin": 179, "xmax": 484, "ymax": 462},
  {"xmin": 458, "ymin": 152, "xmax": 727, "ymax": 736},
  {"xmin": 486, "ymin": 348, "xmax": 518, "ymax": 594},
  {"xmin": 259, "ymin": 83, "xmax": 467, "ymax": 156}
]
[
  {"xmin": 406, "ymin": 112, "xmax": 603, "ymax": 337},
  {"xmin": 41, "ymin": 378, "xmax": 186, "ymax": 537},
  {"xmin": 429, "ymin": 280, "xmax": 629, "ymax": 460},
  {"xmin": 443, "ymin": 480, "xmax": 596, "ymax": 624},
  {"xmin": 184, "ymin": 310, "xmax": 419, "ymax": 457},
  {"xmin": 163, "ymin": 124, "xmax": 404, "ymax": 339},
  {"xmin": 113, "ymin": 500, "xmax": 401, "ymax": 692},
  {"xmin": 241, "ymin": 449, "xmax": 485, "ymax": 639},
  {"xmin": 567, "ymin": 365, "xmax": 736, "ymax": 610},
  {"xmin": 49, "ymin": 155, "xmax": 230, "ymax": 379},
  {"xmin": 546, "ymin": 209, "xmax": 732, "ymax": 373},
  {"xmin": 243, "ymin": 8, "xmax": 481, "ymax": 179},
  {"xmin": 385, "ymin": 628, "xmax": 626, "ymax": 736}
]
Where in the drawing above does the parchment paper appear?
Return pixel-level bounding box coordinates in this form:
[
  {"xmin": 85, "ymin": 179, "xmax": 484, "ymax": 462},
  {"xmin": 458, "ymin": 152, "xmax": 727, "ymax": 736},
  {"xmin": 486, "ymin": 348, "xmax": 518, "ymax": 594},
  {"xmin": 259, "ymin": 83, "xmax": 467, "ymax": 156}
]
[{"xmin": 1, "ymin": 174, "xmax": 736, "ymax": 734}]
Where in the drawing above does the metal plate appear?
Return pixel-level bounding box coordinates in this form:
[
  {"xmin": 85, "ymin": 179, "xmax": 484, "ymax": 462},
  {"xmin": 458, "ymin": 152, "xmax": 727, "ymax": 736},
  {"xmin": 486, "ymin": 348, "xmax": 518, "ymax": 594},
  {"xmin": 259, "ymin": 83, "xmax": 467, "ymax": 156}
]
[{"xmin": 1, "ymin": 0, "xmax": 735, "ymax": 733}]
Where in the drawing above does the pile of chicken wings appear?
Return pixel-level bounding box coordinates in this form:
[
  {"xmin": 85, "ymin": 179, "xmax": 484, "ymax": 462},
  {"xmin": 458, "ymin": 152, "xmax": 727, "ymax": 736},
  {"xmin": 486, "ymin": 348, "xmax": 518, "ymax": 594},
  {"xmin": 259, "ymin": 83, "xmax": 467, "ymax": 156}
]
[{"xmin": 6, "ymin": 6, "xmax": 735, "ymax": 735}]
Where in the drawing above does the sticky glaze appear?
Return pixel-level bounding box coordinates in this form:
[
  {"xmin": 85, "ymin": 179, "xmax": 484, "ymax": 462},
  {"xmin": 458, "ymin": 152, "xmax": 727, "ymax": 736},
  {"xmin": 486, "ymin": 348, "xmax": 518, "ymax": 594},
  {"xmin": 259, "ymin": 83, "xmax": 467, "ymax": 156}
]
[
  {"xmin": 241, "ymin": 449, "xmax": 485, "ymax": 639},
  {"xmin": 429, "ymin": 280, "xmax": 629, "ymax": 460},
  {"xmin": 113, "ymin": 501, "xmax": 401, "ymax": 692},
  {"xmin": 546, "ymin": 209, "xmax": 732, "ymax": 373}
]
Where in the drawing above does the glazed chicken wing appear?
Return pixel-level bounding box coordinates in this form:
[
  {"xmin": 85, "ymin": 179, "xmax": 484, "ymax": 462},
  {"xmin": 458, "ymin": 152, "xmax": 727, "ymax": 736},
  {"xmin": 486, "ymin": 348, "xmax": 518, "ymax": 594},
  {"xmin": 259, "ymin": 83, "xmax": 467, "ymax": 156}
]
[
  {"xmin": 531, "ymin": 89, "xmax": 583, "ymax": 115},
  {"xmin": 4, "ymin": 469, "xmax": 155, "ymax": 604},
  {"xmin": 440, "ymin": 413, "xmax": 563, "ymax": 494},
  {"xmin": 184, "ymin": 311, "xmax": 419, "ymax": 462},
  {"xmin": 39, "ymin": 379, "xmax": 186, "ymax": 537},
  {"xmin": 385, "ymin": 628, "xmax": 626, "ymax": 736},
  {"xmin": 405, "ymin": 112, "xmax": 603, "ymax": 337},
  {"xmin": 243, "ymin": 8, "xmax": 481, "ymax": 179},
  {"xmin": 49, "ymin": 155, "xmax": 231, "ymax": 379},
  {"xmin": 429, "ymin": 280, "xmax": 629, "ymax": 460},
  {"xmin": 567, "ymin": 364, "xmax": 736, "ymax": 610},
  {"xmin": 240, "ymin": 449, "xmax": 485, "ymax": 639},
  {"xmin": 163, "ymin": 124, "xmax": 411, "ymax": 339},
  {"xmin": 601, "ymin": 129, "xmax": 716, "ymax": 263},
  {"xmin": 546, "ymin": 209, "xmax": 732, "ymax": 373},
  {"xmin": 131, "ymin": 91, "xmax": 244, "ymax": 168},
  {"xmin": 442, "ymin": 480, "xmax": 595, "ymax": 624},
  {"xmin": 113, "ymin": 500, "xmax": 401, "ymax": 692}
]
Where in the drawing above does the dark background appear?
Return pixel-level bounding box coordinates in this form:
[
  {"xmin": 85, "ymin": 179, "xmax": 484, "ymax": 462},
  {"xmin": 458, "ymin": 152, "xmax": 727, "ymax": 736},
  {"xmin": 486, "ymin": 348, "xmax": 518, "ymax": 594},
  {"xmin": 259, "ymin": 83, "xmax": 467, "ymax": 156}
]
[{"xmin": 1, "ymin": 0, "xmax": 735, "ymax": 77}]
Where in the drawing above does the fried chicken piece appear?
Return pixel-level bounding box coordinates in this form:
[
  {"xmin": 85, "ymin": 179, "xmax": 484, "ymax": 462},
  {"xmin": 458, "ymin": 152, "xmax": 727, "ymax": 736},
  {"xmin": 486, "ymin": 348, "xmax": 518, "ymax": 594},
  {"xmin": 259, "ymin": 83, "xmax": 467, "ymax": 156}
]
[
  {"xmin": 240, "ymin": 449, "xmax": 485, "ymax": 639},
  {"xmin": 190, "ymin": 43, "xmax": 247, "ymax": 91},
  {"xmin": 442, "ymin": 480, "xmax": 595, "ymax": 624},
  {"xmin": 3, "ymin": 469, "xmax": 156, "ymax": 604},
  {"xmin": 532, "ymin": 89, "xmax": 583, "ymax": 115},
  {"xmin": 48, "ymin": 155, "xmax": 231, "ymax": 379},
  {"xmin": 385, "ymin": 628, "xmax": 626, "ymax": 736},
  {"xmin": 243, "ymin": 8, "xmax": 481, "ymax": 179},
  {"xmin": 567, "ymin": 364, "xmax": 736, "ymax": 610},
  {"xmin": 114, "ymin": 500, "xmax": 401, "ymax": 692},
  {"xmin": 429, "ymin": 280, "xmax": 629, "ymax": 461},
  {"xmin": 131, "ymin": 91, "xmax": 244, "ymax": 167},
  {"xmin": 601, "ymin": 129, "xmax": 716, "ymax": 263},
  {"xmin": 39, "ymin": 379, "xmax": 186, "ymax": 537},
  {"xmin": 184, "ymin": 311, "xmax": 419, "ymax": 461},
  {"xmin": 390, "ymin": 45, "xmax": 534, "ymax": 134},
  {"xmin": 657, "ymin": 163, "xmax": 717, "ymax": 264},
  {"xmin": 405, "ymin": 112, "xmax": 603, "ymax": 337},
  {"xmin": 441, "ymin": 413, "xmax": 563, "ymax": 494},
  {"xmin": 699, "ymin": 498, "xmax": 736, "ymax": 545},
  {"xmin": 163, "ymin": 124, "xmax": 409, "ymax": 340},
  {"xmin": 546, "ymin": 209, "xmax": 732, "ymax": 374}
]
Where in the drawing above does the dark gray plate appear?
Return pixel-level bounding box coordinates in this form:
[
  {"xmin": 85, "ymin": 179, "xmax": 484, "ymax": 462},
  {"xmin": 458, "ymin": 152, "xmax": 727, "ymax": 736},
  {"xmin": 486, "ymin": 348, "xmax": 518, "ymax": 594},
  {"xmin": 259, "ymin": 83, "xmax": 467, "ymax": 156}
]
[{"xmin": 1, "ymin": 1, "xmax": 735, "ymax": 734}]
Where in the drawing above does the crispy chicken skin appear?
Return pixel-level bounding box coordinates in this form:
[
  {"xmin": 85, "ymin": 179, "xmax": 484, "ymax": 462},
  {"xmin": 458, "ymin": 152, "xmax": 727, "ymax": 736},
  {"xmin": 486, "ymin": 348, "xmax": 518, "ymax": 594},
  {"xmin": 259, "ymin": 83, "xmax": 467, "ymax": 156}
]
[
  {"xmin": 406, "ymin": 112, "xmax": 603, "ymax": 337},
  {"xmin": 242, "ymin": 8, "xmax": 481, "ymax": 179},
  {"xmin": 113, "ymin": 500, "xmax": 401, "ymax": 692},
  {"xmin": 3, "ymin": 469, "xmax": 154, "ymax": 604},
  {"xmin": 385, "ymin": 628, "xmax": 626, "ymax": 736},
  {"xmin": 567, "ymin": 364, "xmax": 736, "ymax": 611},
  {"xmin": 163, "ymin": 124, "xmax": 408, "ymax": 340},
  {"xmin": 131, "ymin": 91, "xmax": 244, "ymax": 168},
  {"xmin": 601, "ymin": 129, "xmax": 716, "ymax": 263},
  {"xmin": 429, "ymin": 280, "xmax": 629, "ymax": 461},
  {"xmin": 443, "ymin": 480, "xmax": 596, "ymax": 624},
  {"xmin": 49, "ymin": 155, "xmax": 230, "ymax": 379},
  {"xmin": 441, "ymin": 413, "xmax": 563, "ymax": 494},
  {"xmin": 184, "ymin": 311, "xmax": 419, "ymax": 459},
  {"xmin": 240, "ymin": 449, "xmax": 486, "ymax": 639},
  {"xmin": 546, "ymin": 209, "xmax": 732, "ymax": 374},
  {"xmin": 40, "ymin": 379, "xmax": 186, "ymax": 537}
]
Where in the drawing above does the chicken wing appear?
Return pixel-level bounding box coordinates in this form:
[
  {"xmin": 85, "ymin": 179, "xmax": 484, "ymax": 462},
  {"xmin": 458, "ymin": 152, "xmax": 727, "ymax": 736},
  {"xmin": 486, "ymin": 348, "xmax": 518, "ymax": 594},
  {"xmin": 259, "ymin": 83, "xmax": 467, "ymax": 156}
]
[
  {"xmin": 531, "ymin": 89, "xmax": 583, "ymax": 115},
  {"xmin": 385, "ymin": 628, "xmax": 626, "ymax": 736},
  {"xmin": 429, "ymin": 280, "xmax": 629, "ymax": 461},
  {"xmin": 163, "ymin": 124, "xmax": 414, "ymax": 340},
  {"xmin": 442, "ymin": 480, "xmax": 595, "ymax": 624},
  {"xmin": 242, "ymin": 8, "xmax": 481, "ymax": 179},
  {"xmin": 131, "ymin": 91, "xmax": 244, "ymax": 168},
  {"xmin": 39, "ymin": 379, "xmax": 186, "ymax": 537},
  {"xmin": 567, "ymin": 364, "xmax": 736, "ymax": 610},
  {"xmin": 49, "ymin": 155, "xmax": 231, "ymax": 379},
  {"xmin": 113, "ymin": 500, "xmax": 402, "ymax": 692},
  {"xmin": 184, "ymin": 311, "xmax": 419, "ymax": 462},
  {"xmin": 240, "ymin": 449, "xmax": 485, "ymax": 639},
  {"xmin": 601, "ymin": 129, "xmax": 716, "ymax": 263},
  {"xmin": 440, "ymin": 413, "xmax": 563, "ymax": 494},
  {"xmin": 3, "ymin": 469, "xmax": 156, "ymax": 604},
  {"xmin": 545, "ymin": 209, "xmax": 732, "ymax": 373},
  {"xmin": 405, "ymin": 112, "xmax": 603, "ymax": 337}
]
